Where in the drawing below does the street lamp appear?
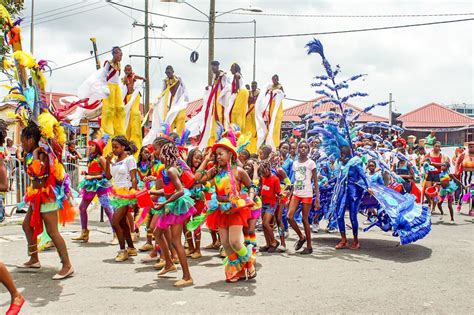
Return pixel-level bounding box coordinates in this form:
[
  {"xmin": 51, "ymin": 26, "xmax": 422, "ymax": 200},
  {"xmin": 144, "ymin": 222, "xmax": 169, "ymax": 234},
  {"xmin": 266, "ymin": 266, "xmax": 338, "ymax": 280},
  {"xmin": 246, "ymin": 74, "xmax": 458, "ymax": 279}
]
[{"xmin": 163, "ymin": 1, "xmax": 262, "ymax": 84}]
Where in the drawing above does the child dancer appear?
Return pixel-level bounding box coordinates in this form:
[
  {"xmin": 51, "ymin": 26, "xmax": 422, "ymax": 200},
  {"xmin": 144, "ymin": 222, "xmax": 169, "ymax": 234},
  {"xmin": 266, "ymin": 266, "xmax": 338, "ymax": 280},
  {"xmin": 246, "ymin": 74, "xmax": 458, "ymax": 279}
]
[
  {"xmin": 288, "ymin": 140, "xmax": 320, "ymax": 255},
  {"xmin": 73, "ymin": 138, "xmax": 114, "ymax": 243},
  {"xmin": 242, "ymin": 159, "xmax": 262, "ymax": 260},
  {"xmin": 195, "ymin": 149, "xmax": 221, "ymax": 250},
  {"xmin": 206, "ymin": 136, "xmax": 257, "ymax": 282},
  {"xmin": 436, "ymin": 162, "xmax": 460, "ymax": 223},
  {"xmin": 106, "ymin": 136, "xmax": 138, "ymax": 262},
  {"xmin": 153, "ymin": 142, "xmax": 195, "ymax": 287},
  {"xmin": 134, "ymin": 145, "xmax": 153, "ymax": 246},
  {"xmin": 185, "ymin": 148, "xmax": 206, "ymax": 259},
  {"xmin": 18, "ymin": 120, "xmax": 75, "ymax": 279},
  {"xmin": 258, "ymin": 161, "xmax": 282, "ymax": 252}
]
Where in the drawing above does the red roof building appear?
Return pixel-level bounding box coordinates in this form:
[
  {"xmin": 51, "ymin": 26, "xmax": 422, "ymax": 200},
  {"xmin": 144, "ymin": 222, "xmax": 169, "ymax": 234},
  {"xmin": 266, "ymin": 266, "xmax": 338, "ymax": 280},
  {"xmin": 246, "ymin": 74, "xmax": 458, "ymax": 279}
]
[
  {"xmin": 283, "ymin": 97, "xmax": 388, "ymax": 123},
  {"xmin": 399, "ymin": 102, "xmax": 474, "ymax": 129},
  {"xmin": 399, "ymin": 102, "xmax": 474, "ymax": 145}
]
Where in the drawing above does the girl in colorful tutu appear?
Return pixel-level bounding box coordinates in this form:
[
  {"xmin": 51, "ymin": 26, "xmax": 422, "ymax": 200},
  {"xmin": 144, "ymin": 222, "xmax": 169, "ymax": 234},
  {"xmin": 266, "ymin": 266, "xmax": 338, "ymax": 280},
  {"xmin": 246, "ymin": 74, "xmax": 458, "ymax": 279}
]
[
  {"xmin": 136, "ymin": 145, "xmax": 155, "ymax": 252},
  {"xmin": 153, "ymin": 142, "xmax": 195, "ymax": 287},
  {"xmin": 242, "ymin": 159, "xmax": 262, "ymax": 258},
  {"xmin": 205, "ymin": 135, "xmax": 257, "ymax": 282},
  {"xmin": 18, "ymin": 119, "xmax": 75, "ymax": 280},
  {"xmin": 73, "ymin": 138, "xmax": 114, "ymax": 243},
  {"xmin": 185, "ymin": 148, "xmax": 208, "ymax": 259},
  {"xmin": 193, "ymin": 148, "xmax": 222, "ymax": 250},
  {"xmin": 106, "ymin": 136, "xmax": 138, "ymax": 262}
]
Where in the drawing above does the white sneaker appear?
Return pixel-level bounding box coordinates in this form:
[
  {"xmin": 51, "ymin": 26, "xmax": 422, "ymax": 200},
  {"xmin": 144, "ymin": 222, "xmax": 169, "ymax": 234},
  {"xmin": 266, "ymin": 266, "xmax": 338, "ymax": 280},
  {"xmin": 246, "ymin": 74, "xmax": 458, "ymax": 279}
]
[
  {"xmin": 327, "ymin": 227, "xmax": 338, "ymax": 234},
  {"xmin": 277, "ymin": 245, "xmax": 287, "ymax": 252},
  {"xmin": 312, "ymin": 222, "xmax": 319, "ymax": 233}
]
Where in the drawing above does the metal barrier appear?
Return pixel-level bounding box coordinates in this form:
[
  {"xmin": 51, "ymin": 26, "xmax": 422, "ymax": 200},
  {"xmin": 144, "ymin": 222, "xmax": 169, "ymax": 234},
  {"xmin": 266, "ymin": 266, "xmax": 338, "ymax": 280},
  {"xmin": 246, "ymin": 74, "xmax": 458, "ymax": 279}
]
[
  {"xmin": 4, "ymin": 157, "xmax": 28, "ymax": 214},
  {"xmin": 64, "ymin": 162, "xmax": 80, "ymax": 191}
]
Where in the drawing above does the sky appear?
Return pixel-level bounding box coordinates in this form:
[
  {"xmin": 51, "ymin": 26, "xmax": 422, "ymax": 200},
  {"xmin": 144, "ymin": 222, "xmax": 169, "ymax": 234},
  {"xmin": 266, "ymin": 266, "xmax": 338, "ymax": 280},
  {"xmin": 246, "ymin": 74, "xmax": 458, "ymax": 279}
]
[{"xmin": 1, "ymin": 0, "xmax": 473, "ymax": 117}]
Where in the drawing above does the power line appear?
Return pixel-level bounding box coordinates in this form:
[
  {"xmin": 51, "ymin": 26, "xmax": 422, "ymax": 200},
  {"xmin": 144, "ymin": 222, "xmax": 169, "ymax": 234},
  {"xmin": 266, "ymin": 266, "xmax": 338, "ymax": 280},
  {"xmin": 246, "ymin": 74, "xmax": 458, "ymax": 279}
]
[
  {"xmin": 106, "ymin": 2, "xmax": 137, "ymax": 21},
  {"xmin": 230, "ymin": 12, "xmax": 474, "ymax": 18},
  {"xmin": 147, "ymin": 17, "xmax": 474, "ymax": 40},
  {"xmin": 0, "ymin": 38, "xmax": 144, "ymax": 83},
  {"xmin": 107, "ymin": 1, "xmax": 254, "ymax": 24},
  {"xmin": 21, "ymin": 1, "xmax": 103, "ymax": 23},
  {"xmin": 30, "ymin": 4, "xmax": 109, "ymax": 27}
]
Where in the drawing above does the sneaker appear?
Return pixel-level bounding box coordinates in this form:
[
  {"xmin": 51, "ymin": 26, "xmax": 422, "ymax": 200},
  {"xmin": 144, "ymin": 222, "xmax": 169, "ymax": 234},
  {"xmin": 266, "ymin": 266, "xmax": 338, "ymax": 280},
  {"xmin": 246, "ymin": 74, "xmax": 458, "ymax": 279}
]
[
  {"xmin": 115, "ymin": 250, "xmax": 129, "ymax": 262},
  {"xmin": 277, "ymin": 245, "xmax": 287, "ymax": 253},
  {"xmin": 127, "ymin": 247, "xmax": 138, "ymax": 256},
  {"xmin": 327, "ymin": 227, "xmax": 338, "ymax": 233},
  {"xmin": 139, "ymin": 243, "xmax": 154, "ymax": 252},
  {"xmin": 284, "ymin": 230, "xmax": 290, "ymax": 238},
  {"xmin": 312, "ymin": 222, "xmax": 319, "ymax": 233}
]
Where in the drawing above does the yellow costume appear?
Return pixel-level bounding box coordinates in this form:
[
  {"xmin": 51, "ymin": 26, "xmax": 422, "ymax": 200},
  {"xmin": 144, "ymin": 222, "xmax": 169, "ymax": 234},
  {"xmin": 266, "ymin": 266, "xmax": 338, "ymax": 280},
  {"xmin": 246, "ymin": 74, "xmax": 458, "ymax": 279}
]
[
  {"xmin": 229, "ymin": 75, "xmax": 249, "ymax": 130},
  {"xmin": 244, "ymin": 88, "xmax": 259, "ymax": 153},
  {"xmin": 143, "ymin": 75, "xmax": 189, "ymax": 146},
  {"xmin": 102, "ymin": 60, "xmax": 125, "ymax": 154},
  {"xmin": 125, "ymin": 93, "xmax": 142, "ymax": 158},
  {"xmin": 268, "ymin": 85, "xmax": 284, "ymax": 149},
  {"xmin": 162, "ymin": 76, "xmax": 186, "ymax": 135}
]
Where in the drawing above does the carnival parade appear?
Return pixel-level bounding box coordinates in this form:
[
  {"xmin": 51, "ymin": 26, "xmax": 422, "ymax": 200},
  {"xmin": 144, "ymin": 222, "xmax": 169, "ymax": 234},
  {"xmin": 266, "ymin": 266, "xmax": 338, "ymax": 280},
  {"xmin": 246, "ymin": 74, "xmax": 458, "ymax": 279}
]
[{"xmin": 0, "ymin": 1, "xmax": 473, "ymax": 314}]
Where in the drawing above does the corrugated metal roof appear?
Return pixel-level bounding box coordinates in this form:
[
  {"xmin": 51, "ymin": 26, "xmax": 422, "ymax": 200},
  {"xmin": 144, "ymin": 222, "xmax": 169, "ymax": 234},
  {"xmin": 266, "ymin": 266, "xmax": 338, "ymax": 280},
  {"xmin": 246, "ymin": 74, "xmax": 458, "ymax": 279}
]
[
  {"xmin": 283, "ymin": 97, "xmax": 388, "ymax": 123},
  {"xmin": 399, "ymin": 102, "xmax": 474, "ymax": 128}
]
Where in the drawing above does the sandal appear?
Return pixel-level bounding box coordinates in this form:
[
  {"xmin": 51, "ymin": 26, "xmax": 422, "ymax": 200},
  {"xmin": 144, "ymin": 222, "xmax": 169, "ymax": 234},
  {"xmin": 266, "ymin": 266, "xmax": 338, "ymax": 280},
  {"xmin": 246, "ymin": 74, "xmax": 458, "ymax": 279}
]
[
  {"xmin": 335, "ymin": 240, "xmax": 348, "ymax": 250},
  {"xmin": 267, "ymin": 241, "xmax": 280, "ymax": 253},
  {"xmin": 294, "ymin": 238, "xmax": 306, "ymax": 251},
  {"xmin": 247, "ymin": 264, "xmax": 257, "ymax": 280}
]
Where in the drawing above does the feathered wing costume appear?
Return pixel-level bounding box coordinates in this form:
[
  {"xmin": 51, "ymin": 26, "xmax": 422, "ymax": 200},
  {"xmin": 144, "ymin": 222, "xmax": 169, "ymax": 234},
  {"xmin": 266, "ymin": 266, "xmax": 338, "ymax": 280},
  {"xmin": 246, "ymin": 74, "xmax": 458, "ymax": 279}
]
[{"xmin": 306, "ymin": 39, "xmax": 431, "ymax": 245}]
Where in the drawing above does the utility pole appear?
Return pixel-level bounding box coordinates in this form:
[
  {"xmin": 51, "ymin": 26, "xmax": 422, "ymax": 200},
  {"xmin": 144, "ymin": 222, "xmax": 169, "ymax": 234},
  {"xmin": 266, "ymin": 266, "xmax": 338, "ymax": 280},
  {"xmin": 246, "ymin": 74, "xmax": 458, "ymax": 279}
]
[
  {"xmin": 208, "ymin": 0, "xmax": 215, "ymax": 86},
  {"xmin": 30, "ymin": 0, "xmax": 34, "ymax": 54},
  {"xmin": 253, "ymin": 19, "xmax": 256, "ymax": 82},
  {"xmin": 144, "ymin": 0, "xmax": 150, "ymax": 114},
  {"xmin": 131, "ymin": 2, "xmax": 165, "ymax": 117}
]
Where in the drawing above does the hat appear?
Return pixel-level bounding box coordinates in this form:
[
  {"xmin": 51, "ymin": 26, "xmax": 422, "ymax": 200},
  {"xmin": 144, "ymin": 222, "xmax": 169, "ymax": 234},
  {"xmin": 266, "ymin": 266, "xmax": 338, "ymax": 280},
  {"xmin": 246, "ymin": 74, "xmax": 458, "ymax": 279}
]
[
  {"xmin": 212, "ymin": 138, "xmax": 237, "ymax": 159},
  {"xmin": 396, "ymin": 138, "xmax": 407, "ymax": 147},
  {"xmin": 89, "ymin": 138, "xmax": 106, "ymax": 154}
]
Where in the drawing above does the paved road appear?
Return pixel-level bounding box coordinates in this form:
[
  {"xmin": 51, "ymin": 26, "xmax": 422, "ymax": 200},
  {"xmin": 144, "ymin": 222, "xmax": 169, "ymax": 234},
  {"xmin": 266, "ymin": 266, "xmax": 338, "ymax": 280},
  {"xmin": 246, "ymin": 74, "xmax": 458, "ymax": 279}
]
[{"xmin": 0, "ymin": 205, "xmax": 473, "ymax": 314}]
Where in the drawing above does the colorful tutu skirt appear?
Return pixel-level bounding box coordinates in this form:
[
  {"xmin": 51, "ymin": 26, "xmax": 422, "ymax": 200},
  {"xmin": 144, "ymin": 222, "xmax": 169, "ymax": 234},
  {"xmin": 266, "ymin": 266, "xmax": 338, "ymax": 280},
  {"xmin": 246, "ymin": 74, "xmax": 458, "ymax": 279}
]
[
  {"xmin": 110, "ymin": 187, "xmax": 137, "ymax": 210},
  {"xmin": 250, "ymin": 196, "xmax": 262, "ymax": 220},
  {"xmin": 25, "ymin": 184, "xmax": 77, "ymax": 238},
  {"xmin": 206, "ymin": 207, "xmax": 251, "ymax": 230},
  {"xmin": 154, "ymin": 190, "xmax": 196, "ymax": 229},
  {"xmin": 78, "ymin": 178, "xmax": 112, "ymax": 198}
]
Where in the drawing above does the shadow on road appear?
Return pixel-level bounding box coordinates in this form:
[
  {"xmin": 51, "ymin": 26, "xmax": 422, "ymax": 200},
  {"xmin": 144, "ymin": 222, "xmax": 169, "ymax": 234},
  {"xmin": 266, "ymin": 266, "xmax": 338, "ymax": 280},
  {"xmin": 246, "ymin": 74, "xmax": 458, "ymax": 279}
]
[
  {"xmin": 0, "ymin": 266, "xmax": 64, "ymax": 308},
  {"xmin": 292, "ymin": 236, "xmax": 433, "ymax": 263}
]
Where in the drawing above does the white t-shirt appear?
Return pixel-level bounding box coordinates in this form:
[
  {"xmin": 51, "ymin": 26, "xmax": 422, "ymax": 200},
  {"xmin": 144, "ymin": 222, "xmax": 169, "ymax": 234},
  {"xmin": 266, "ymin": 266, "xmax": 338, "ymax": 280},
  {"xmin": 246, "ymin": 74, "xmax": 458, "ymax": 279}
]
[
  {"xmin": 111, "ymin": 155, "xmax": 137, "ymax": 188},
  {"xmin": 292, "ymin": 159, "xmax": 317, "ymax": 198}
]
